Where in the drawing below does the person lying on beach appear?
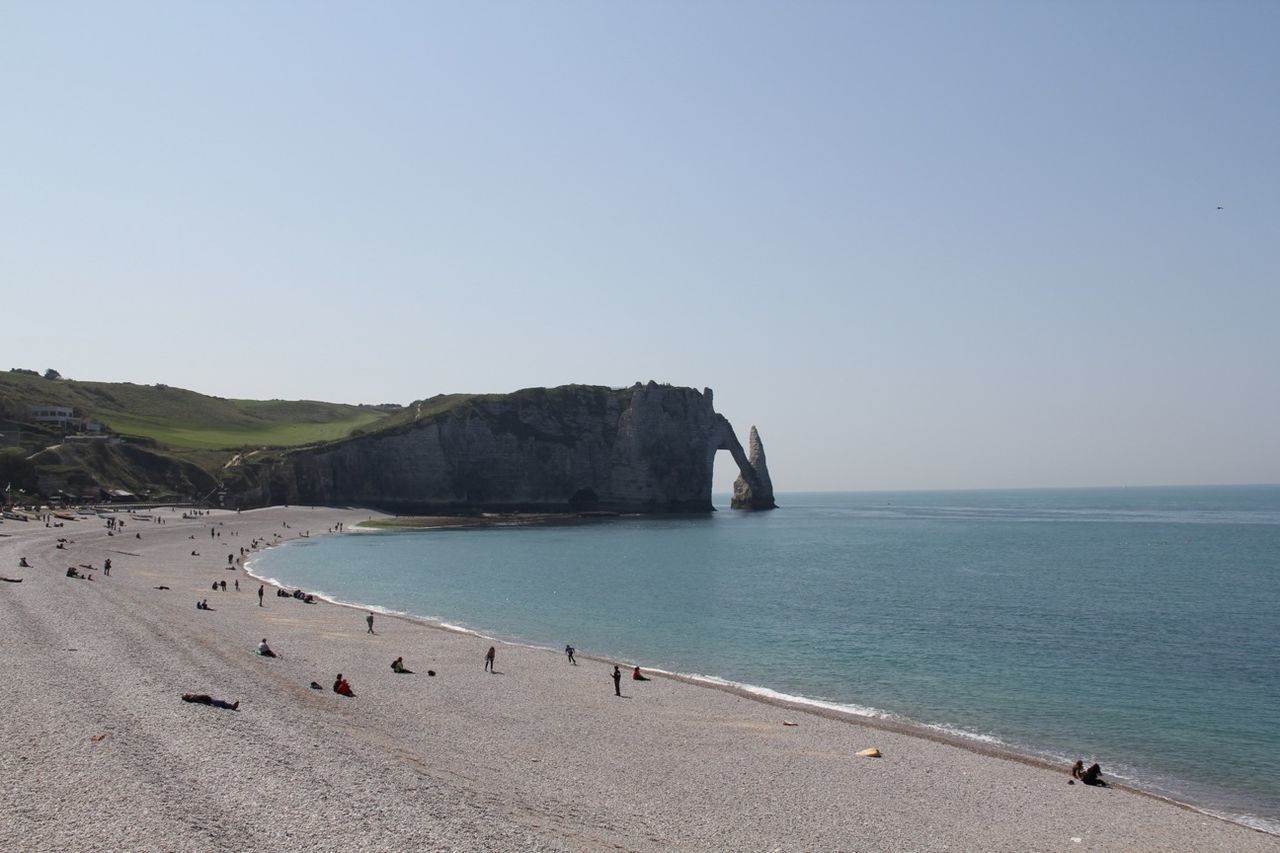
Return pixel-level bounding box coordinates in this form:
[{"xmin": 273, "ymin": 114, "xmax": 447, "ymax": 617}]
[
  {"xmin": 391, "ymin": 657, "xmax": 413, "ymax": 674},
  {"xmin": 181, "ymin": 693, "xmax": 239, "ymax": 711},
  {"xmin": 257, "ymin": 639, "xmax": 277, "ymax": 658},
  {"xmin": 632, "ymin": 666, "xmax": 650, "ymax": 681},
  {"xmin": 333, "ymin": 674, "xmax": 355, "ymax": 697}
]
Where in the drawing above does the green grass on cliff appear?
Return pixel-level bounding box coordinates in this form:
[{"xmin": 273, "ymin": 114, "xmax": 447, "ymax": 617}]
[
  {"xmin": 98, "ymin": 410, "xmax": 389, "ymax": 449},
  {"xmin": 0, "ymin": 371, "xmax": 397, "ymax": 450}
]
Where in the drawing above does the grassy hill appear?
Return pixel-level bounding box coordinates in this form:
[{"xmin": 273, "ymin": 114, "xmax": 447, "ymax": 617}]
[
  {"xmin": 0, "ymin": 371, "xmax": 396, "ymax": 450},
  {"xmin": 0, "ymin": 371, "xmax": 406, "ymax": 501}
]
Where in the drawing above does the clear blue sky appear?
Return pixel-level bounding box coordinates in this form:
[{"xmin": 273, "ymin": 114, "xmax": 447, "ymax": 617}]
[{"xmin": 3, "ymin": 2, "xmax": 1277, "ymax": 491}]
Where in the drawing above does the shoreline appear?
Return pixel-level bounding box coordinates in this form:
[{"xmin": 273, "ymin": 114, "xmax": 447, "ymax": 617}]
[
  {"xmin": 4, "ymin": 505, "xmax": 1276, "ymax": 851},
  {"xmin": 245, "ymin": 527, "xmax": 1277, "ymax": 839}
]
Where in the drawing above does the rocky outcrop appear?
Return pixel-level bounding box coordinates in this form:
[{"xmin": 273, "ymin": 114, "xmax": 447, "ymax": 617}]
[
  {"xmin": 227, "ymin": 383, "xmax": 776, "ymax": 515},
  {"xmin": 731, "ymin": 425, "xmax": 777, "ymax": 510}
]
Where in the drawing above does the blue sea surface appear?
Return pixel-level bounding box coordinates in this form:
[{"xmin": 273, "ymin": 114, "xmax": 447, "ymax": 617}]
[{"xmin": 251, "ymin": 485, "xmax": 1280, "ymax": 833}]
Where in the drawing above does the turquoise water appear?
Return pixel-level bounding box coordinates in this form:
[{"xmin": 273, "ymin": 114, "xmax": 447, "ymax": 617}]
[{"xmin": 251, "ymin": 486, "xmax": 1280, "ymax": 833}]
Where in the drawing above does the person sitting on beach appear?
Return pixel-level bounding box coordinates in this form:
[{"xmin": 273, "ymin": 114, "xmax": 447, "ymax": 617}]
[
  {"xmin": 632, "ymin": 666, "xmax": 650, "ymax": 681},
  {"xmin": 181, "ymin": 693, "xmax": 239, "ymax": 711},
  {"xmin": 391, "ymin": 657, "xmax": 413, "ymax": 674},
  {"xmin": 333, "ymin": 674, "xmax": 355, "ymax": 697},
  {"xmin": 1080, "ymin": 763, "xmax": 1107, "ymax": 787},
  {"xmin": 257, "ymin": 639, "xmax": 277, "ymax": 658},
  {"xmin": 19, "ymin": 557, "xmax": 29, "ymax": 568},
  {"xmin": 201, "ymin": 598, "xmax": 212, "ymax": 610},
  {"xmin": 66, "ymin": 566, "xmax": 80, "ymax": 578},
  {"xmin": 1070, "ymin": 760, "xmax": 1084, "ymax": 781}
]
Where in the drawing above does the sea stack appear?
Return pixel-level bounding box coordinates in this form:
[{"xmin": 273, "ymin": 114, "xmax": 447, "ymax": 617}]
[{"xmin": 731, "ymin": 425, "xmax": 777, "ymax": 510}]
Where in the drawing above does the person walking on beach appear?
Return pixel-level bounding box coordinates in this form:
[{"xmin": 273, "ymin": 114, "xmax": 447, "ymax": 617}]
[
  {"xmin": 258, "ymin": 584, "xmax": 264, "ymax": 606},
  {"xmin": 484, "ymin": 646, "xmax": 496, "ymax": 673},
  {"xmin": 565, "ymin": 644, "xmax": 576, "ymax": 665},
  {"xmin": 366, "ymin": 612, "xmax": 376, "ymax": 634},
  {"xmin": 612, "ymin": 665, "xmax": 622, "ymax": 697}
]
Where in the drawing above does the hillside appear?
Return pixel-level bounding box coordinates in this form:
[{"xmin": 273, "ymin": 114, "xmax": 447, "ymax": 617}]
[
  {"xmin": 0, "ymin": 370, "xmax": 404, "ymax": 502},
  {"xmin": 0, "ymin": 371, "xmax": 397, "ymax": 450}
]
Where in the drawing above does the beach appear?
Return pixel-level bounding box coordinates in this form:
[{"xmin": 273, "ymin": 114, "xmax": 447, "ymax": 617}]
[{"xmin": 1, "ymin": 507, "xmax": 1274, "ymax": 852}]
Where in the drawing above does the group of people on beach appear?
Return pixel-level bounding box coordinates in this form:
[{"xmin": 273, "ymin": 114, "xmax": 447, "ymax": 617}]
[{"xmin": 1070, "ymin": 760, "xmax": 1107, "ymax": 786}]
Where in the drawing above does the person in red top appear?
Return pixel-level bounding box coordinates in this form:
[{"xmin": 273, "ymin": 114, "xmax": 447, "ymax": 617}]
[
  {"xmin": 632, "ymin": 666, "xmax": 650, "ymax": 681},
  {"xmin": 333, "ymin": 674, "xmax": 355, "ymax": 697}
]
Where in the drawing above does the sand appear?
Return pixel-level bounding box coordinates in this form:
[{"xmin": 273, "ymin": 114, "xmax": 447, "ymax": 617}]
[{"xmin": 1, "ymin": 506, "xmax": 1274, "ymax": 852}]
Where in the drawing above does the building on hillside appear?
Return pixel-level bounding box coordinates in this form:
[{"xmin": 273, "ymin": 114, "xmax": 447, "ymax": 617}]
[{"xmin": 29, "ymin": 405, "xmax": 83, "ymax": 431}]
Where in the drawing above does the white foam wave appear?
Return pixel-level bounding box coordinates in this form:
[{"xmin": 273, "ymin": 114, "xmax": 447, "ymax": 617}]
[
  {"xmin": 922, "ymin": 722, "xmax": 1005, "ymax": 745},
  {"xmin": 1210, "ymin": 811, "xmax": 1280, "ymax": 836},
  {"xmin": 681, "ymin": 674, "xmax": 892, "ymax": 720}
]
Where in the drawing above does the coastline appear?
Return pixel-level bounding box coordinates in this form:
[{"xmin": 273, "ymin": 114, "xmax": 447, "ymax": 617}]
[
  {"xmin": 247, "ymin": 534, "xmax": 1277, "ymax": 839},
  {"xmin": 3, "ymin": 506, "xmax": 1275, "ymax": 851}
]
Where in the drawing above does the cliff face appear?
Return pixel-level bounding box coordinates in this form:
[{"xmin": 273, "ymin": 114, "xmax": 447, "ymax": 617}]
[
  {"xmin": 731, "ymin": 425, "xmax": 778, "ymax": 510},
  {"xmin": 230, "ymin": 382, "xmax": 775, "ymax": 514}
]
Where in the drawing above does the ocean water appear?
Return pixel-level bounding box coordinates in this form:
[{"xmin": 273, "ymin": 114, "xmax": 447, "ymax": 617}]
[{"xmin": 250, "ymin": 486, "xmax": 1280, "ymax": 834}]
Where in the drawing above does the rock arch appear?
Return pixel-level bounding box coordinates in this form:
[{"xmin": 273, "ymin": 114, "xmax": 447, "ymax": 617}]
[{"xmin": 710, "ymin": 416, "xmax": 777, "ymax": 511}]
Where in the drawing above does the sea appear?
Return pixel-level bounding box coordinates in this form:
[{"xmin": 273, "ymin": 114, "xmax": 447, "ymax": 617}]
[{"xmin": 249, "ymin": 485, "xmax": 1280, "ymax": 835}]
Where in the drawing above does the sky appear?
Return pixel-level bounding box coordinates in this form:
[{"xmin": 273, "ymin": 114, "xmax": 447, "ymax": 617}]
[{"xmin": 3, "ymin": 1, "xmax": 1277, "ymax": 492}]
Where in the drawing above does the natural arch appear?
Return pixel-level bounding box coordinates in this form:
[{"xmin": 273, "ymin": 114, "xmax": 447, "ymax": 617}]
[{"xmin": 709, "ymin": 416, "xmax": 776, "ymax": 511}]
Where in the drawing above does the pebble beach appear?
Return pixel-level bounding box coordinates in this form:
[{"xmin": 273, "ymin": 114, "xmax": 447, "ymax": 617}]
[{"xmin": 1, "ymin": 506, "xmax": 1274, "ymax": 852}]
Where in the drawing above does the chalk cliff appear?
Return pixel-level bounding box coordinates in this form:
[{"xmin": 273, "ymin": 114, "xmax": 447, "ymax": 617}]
[
  {"xmin": 731, "ymin": 425, "xmax": 777, "ymax": 510},
  {"xmin": 227, "ymin": 383, "xmax": 775, "ymax": 514}
]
